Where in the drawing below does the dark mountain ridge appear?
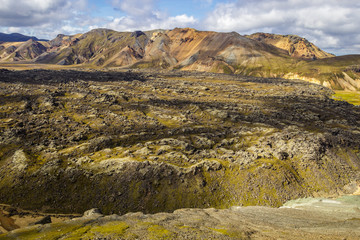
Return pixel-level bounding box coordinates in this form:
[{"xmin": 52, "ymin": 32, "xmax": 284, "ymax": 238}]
[{"xmin": 0, "ymin": 32, "xmax": 47, "ymax": 42}]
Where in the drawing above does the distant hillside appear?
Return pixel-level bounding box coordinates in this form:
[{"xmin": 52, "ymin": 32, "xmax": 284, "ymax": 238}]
[
  {"xmin": 247, "ymin": 33, "xmax": 335, "ymax": 60},
  {"xmin": 0, "ymin": 39, "xmax": 47, "ymax": 62},
  {"xmin": 34, "ymin": 28, "xmax": 294, "ymax": 72},
  {"xmin": 0, "ymin": 28, "xmax": 359, "ymax": 90},
  {"xmin": 0, "ymin": 32, "xmax": 47, "ymax": 42}
]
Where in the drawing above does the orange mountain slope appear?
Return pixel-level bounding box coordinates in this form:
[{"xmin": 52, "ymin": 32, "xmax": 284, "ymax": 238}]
[{"xmin": 0, "ymin": 28, "xmax": 359, "ymax": 90}]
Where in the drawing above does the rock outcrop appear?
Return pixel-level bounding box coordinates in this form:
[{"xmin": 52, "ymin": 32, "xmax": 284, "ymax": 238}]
[
  {"xmin": 1, "ymin": 195, "xmax": 360, "ymax": 239},
  {"xmin": 247, "ymin": 32, "xmax": 335, "ymax": 59}
]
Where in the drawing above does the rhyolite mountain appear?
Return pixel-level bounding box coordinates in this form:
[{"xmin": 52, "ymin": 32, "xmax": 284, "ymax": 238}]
[
  {"xmin": 0, "ymin": 28, "xmax": 360, "ymax": 90},
  {"xmin": 246, "ymin": 32, "xmax": 335, "ymax": 60},
  {"xmin": 0, "ymin": 39, "xmax": 48, "ymax": 61},
  {"xmin": 33, "ymin": 27, "xmax": 294, "ymax": 69}
]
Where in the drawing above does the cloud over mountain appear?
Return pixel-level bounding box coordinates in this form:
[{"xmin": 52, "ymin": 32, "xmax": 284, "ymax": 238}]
[
  {"xmin": 112, "ymin": 0, "xmax": 155, "ymax": 17},
  {"xmin": 203, "ymin": 0, "xmax": 360, "ymax": 55},
  {"xmin": 107, "ymin": 0, "xmax": 197, "ymax": 31},
  {"xmin": 0, "ymin": 0, "xmax": 90, "ymax": 39},
  {"xmin": 0, "ymin": 0, "xmax": 359, "ymax": 55},
  {"xmin": 0, "ymin": 0, "xmax": 87, "ymax": 26}
]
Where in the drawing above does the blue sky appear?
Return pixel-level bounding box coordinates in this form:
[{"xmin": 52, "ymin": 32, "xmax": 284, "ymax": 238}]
[
  {"xmin": 0, "ymin": 0, "xmax": 359, "ymax": 55},
  {"xmin": 88, "ymin": 0, "xmax": 213, "ymax": 17},
  {"xmin": 88, "ymin": 0, "xmax": 217, "ymax": 19}
]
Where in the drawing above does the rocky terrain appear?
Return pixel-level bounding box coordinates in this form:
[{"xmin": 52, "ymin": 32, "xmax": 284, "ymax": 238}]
[
  {"xmin": 1, "ymin": 195, "xmax": 360, "ymax": 239},
  {"xmin": 247, "ymin": 33, "xmax": 335, "ymax": 60},
  {"xmin": 0, "ymin": 68, "xmax": 359, "ymax": 219}
]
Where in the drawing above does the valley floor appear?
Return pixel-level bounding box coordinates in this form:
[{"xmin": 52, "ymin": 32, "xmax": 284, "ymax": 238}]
[{"xmin": 0, "ymin": 68, "xmax": 359, "ymax": 239}]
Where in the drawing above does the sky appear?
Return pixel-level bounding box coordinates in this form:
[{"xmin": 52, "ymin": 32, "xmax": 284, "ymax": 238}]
[{"xmin": 0, "ymin": 0, "xmax": 359, "ymax": 56}]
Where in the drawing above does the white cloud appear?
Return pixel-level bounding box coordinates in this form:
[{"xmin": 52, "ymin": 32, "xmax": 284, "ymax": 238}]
[
  {"xmin": 0, "ymin": 0, "xmax": 87, "ymax": 27},
  {"xmin": 151, "ymin": 14, "xmax": 197, "ymax": 29},
  {"xmin": 105, "ymin": 14, "xmax": 197, "ymax": 32},
  {"xmin": 0, "ymin": 0, "xmax": 198, "ymax": 39},
  {"xmin": 106, "ymin": 0, "xmax": 197, "ymax": 31},
  {"xmin": 7, "ymin": 27, "xmax": 22, "ymax": 33},
  {"xmin": 111, "ymin": 0, "xmax": 154, "ymax": 17},
  {"xmin": 203, "ymin": 0, "xmax": 360, "ymax": 55},
  {"xmin": 0, "ymin": 0, "xmax": 359, "ymax": 55},
  {"xmin": 0, "ymin": 0, "xmax": 92, "ymax": 39}
]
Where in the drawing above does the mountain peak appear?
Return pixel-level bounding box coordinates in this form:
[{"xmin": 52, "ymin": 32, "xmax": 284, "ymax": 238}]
[
  {"xmin": 247, "ymin": 32, "xmax": 334, "ymax": 59},
  {"xmin": 0, "ymin": 32, "xmax": 47, "ymax": 42},
  {"xmin": 172, "ymin": 27, "xmax": 198, "ymax": 33},
  {"xmin": 131, "ymin": 30, "xmax": 146, "ymax": 38}
]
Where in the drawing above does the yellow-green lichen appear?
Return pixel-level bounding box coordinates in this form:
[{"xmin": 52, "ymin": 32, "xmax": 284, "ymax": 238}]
[
  {"xmin": 147, "ymin": 224, "xmax": 174, "ymax": 240},
  {"xmin": 81, "ymin": 221, "xmax": 129, "ymax": 239},
  {"xmin": 209, "ymin": 227, "xmax": 245, "ymax": 238},
  {"xmin": 332, "ymin": 91, "xmax": 360, "ymax": 105},
  {"xmin": 1, "ymin": 223, "xmax": 84, "ymax": 240}
]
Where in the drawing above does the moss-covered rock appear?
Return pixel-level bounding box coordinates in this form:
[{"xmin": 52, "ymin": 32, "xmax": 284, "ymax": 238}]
[{"xmin": 0, "ymin": 69, "xmax": 359, "ymax": 216}]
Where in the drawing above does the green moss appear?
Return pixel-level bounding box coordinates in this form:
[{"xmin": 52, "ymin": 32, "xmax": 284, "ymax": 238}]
[
  {"xmin": 222, "ymin": 65, "xmax": 233, "ymax": 74},
  {"xmin": 332, "ymin": 91, "xmax": 360, "ymax": 105},
  {"xmin": 82, "ymin": 221, "xmax": 129, "ymax": 239},
  {"xmin": 0, "ymin": 222, "xmax": 130, "ymax": 240},
  {"xmin": 145, "ymin": 111, "xmax": 182, "ymax": 128},
  {"xmin": 148, "ymin": 224, "xmax": 174, "ymax": 239},
  {"xmin": 209, "ymin": 227, "xmax": 245, "ymax": 238},
  {"xmin": 336, "ymin": 148, "xmax": 360, "ymax": 171},
  {"xmin": 1, "ymin": 223, "xmax": 85, "ymax": 240},
  {"xmin": 65, "ymin": 226, "xmax": 92, "ymax": 240},
  {"xmin": 210, "ymin": 227, "xmax": 228, "ymax": 235},
  {"xmin": 0, "ymin": 144, "xmax": 19, "ymax": 163}
]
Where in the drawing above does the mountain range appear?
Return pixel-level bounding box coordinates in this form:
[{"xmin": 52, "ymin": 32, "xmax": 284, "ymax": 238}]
[
  {"xmin": 0, "ymin": 33, "xmax": 47, "ymax": 42},
  {"xmin": 0, "ymin": 28, "xmax": 359, "ymax": 90}
]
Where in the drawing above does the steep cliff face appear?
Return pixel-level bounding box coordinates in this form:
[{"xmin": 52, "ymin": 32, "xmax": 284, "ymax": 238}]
[{"xmin": 247, "ymin": 32, "xmax": 335, "ymax": 59}]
